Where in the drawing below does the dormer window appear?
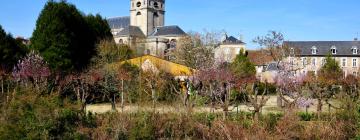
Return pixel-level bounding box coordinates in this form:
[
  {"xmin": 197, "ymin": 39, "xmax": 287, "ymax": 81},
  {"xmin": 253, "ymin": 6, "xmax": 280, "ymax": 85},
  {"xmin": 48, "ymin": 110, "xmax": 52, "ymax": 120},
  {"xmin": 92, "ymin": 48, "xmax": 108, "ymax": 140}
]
[
  {"xmin": 290, "ymin": 48, "xmax": 294, "ymax": 55},
  {"xmin": 331, "ymin": 46, "xmax": 337, "ymax": 54},
  {"xmin": 352, "ymin": 46, "xmax": 358, "ymax": 54},
  {"xmin": 311, "ymin": 46, "xmax": 317, "ymax": 55}
]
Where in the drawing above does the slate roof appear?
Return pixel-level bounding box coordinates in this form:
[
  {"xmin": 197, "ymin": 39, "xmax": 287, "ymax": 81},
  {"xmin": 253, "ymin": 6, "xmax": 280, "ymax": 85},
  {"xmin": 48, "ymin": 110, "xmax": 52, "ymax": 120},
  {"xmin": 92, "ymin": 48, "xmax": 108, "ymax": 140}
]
[
  {"xmin": 116, "ymin": 26, "xmax": 145, "ymax": 37},
  {"xmin": 150, "ymin": 25, "xmax": 186, "ymax": 37},
  {"xmin": 284, "ymin": 41, "xmax": 360, "ymax": 56},
  {"xmin": 222, "ymin": 36, "xmax": 245, "ymax": 45},
  {"xmin": 107, "ymin": 16, "xmax": 130, "ymax": 29}
]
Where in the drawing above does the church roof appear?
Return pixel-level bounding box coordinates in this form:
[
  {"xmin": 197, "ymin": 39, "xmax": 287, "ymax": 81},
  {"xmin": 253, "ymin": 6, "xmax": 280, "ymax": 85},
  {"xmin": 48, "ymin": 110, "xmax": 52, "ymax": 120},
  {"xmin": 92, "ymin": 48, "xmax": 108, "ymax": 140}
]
[
  {"xmin": 150, "ymin": 25, "xmax": 186, "ymax": 37},
  {"xmin": 222, "ymin": 36, "xmax": 245, "ymax": 45},
  {"xmin": 107, "ymin": 16, "xmax": 130, "ymax": 29},
  {"xmin": 115, "ymin": 26, "xmax": 145, "ymax": 37}
]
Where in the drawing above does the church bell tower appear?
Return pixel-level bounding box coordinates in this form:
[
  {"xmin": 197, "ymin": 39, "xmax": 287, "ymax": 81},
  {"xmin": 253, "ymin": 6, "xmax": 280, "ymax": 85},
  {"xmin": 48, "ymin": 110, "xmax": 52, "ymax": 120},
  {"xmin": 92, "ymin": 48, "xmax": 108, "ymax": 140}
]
[{"xmin": 130, "ymin": 0, "xmax": 165, "ymax": 36}]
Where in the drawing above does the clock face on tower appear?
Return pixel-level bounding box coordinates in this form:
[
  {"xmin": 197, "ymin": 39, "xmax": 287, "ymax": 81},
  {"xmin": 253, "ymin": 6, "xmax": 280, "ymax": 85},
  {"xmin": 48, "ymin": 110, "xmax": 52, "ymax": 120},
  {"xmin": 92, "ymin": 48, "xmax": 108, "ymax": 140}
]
[{"xmin": 136, "ymin": 2, "xmax": 141, "ymax": 7}]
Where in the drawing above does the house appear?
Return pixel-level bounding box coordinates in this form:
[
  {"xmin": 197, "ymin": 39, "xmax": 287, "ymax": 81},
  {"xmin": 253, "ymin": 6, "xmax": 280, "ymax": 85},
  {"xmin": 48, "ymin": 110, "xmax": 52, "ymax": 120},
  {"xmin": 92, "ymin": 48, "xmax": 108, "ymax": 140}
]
[
  {"xmin": 214, "ymin": 35, "xmax": 246, "ymax": 62},
  {"xmin": 284, "ymin": 40, "xmax": 360, "ymax": 77}
]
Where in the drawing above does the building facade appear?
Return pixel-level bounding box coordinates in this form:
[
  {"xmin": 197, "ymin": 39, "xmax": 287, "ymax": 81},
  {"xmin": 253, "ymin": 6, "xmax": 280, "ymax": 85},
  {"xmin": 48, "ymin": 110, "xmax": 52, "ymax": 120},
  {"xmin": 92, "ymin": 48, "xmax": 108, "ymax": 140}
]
[
  {"xmin": 214, "ymin": 35, "xmax": 246, "ymax": 62},
  {"xmin": 107, "ymin": 0, "xmax": 187, "ymax": 57},
  {"xmin": 285, "ymin": 40, "xmax": 360, "ymax": 77}
]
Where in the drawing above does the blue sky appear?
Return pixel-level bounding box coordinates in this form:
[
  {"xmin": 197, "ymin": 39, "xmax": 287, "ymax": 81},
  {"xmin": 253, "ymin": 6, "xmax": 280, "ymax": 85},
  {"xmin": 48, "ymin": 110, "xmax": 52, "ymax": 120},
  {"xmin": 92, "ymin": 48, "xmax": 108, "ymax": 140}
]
[{"xmin": 1, "ymin": 0, "xmax": 360, "ymax": 49}]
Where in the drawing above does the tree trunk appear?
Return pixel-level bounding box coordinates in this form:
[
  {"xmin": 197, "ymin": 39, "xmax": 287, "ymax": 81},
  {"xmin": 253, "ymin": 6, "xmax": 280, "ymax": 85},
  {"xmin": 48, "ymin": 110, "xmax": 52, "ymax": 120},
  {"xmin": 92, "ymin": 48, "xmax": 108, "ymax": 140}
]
[
  {"xmin": 111, "ymin": 93, "xmax": 116, "ymax": 111},
  {"xmin": 1, "ymin": 79, "xmax": 4, "ymax": 95},
  {"xmin": 317, "ymin": 98, "xmax": 322, "ymax": 119},
  {"xmin": 121, "ymin": 79, "xmax": 124, "ymax": 112},
  {"xmin": 152, "ymin": 88, "xmax": 156, "ymax": 111}
]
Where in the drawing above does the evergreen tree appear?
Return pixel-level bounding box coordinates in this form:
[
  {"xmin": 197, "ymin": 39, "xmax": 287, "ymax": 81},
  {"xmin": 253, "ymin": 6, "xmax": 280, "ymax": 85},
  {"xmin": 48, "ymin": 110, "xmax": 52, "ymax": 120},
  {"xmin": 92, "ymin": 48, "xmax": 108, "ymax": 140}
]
[
  {"xmin": 230, "ymin": 49, "xmax": 256, "ymax": 78},
  {"xmin": 0, "ymin": 25, "xmax": 27, "ymax": 71},
  {"xmin": 31, "ymin": 1, "xmax": 112, "ymax": 73},
  {"xmin": 318, "ymin": 55, "xmax": 343, "ymax": 85}
]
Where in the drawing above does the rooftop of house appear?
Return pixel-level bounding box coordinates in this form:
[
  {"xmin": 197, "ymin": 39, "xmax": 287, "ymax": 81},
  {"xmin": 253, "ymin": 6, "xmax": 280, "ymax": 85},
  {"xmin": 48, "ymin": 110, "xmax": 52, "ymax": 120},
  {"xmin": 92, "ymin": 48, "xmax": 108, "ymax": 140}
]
[
  {"xmin": 222, "ymin": 36, "xmax": 245, "ymax": 45},
  {"xmin": 284, "ymin": 41, "xmax": 360, "ymax": 56},
  {"xmin": 247, "ymin": 50, "xmax": 274, "ymax": 66}
]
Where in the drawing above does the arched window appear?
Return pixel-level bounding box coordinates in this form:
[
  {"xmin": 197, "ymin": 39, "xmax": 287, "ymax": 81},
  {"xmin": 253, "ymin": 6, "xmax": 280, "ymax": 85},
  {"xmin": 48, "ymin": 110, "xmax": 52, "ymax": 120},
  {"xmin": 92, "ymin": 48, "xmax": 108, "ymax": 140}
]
[
  {"xmin": 119, "ymin": 39, "xmax": 123, "ymax": 44},
  {"xmin": 136, "ymin": 2, "xmax": 141, "ymax": 7},
  {"xmin": 154, "ymin": 2, "xmax": 159, "ymax": 8},
  {"xmin": 331, "ymin": 46, "xmax": 337, "ymax": 54},
  {"xmin": 136, "ymin": 12, "xmax": 142, "ymax": 15},
  {"xmin": 153, "ymin": 12, "xmax": 159, "ymax": 17},
  {"xmin": 311, "ymin": 46, "xmax": 317, "ymax": 55}
]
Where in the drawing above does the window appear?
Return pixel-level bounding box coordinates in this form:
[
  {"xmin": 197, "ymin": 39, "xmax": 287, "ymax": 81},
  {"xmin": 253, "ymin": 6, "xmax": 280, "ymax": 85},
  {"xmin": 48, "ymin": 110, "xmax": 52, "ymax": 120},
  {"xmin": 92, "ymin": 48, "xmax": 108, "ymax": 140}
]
[
  {"xmin": 331, "ymin": 46, "xmax": 337, "ymax": 54},
  {"xmin": 353, "ymin": 58, "xmax": 357, "ymax": 67},
  {"xmin": 290, "ymin": 48, "xmax": 294, "ymax": 55},
  {"xmin": 352, "ymin": 46, "xmax": 358, "ymax": 54},
  {"xmin": 154, "ymin": 2, "xmax": 159, "ymax": 8},
  {"xmin": 353, "ymin": 72, "xmax": 358, "ymax": 76},
  {"xmin": 321, "ymin": 58, "xmax": 326, "ymax": 66},
  {"xmin": 136, "ymin": 2, "xmax": 141, "ymax": 7},
  {"xmin": 119, "ymin": 39, "xmax": 123, "ymax": 44},
  {"xmin": 312, "ymin": 58, "xmax": 316, "ymax": 66},
  {"xmin": 342, "ymin": 58, "xmax": 347, "ymax": 67},
  {"xmin": 302, "ymin": 57, "xmax": 307, "ymax": 66},
  {"xmin": 136, "ymin": 12, "xmax": 141, "ymax": 15},
  {"xmin": 290, "ymin": 58, "xmax": 294, "ymax": 65},
  {"xmin": 311, "ymin": 46, "xmax": 317, "ymax": 55}
]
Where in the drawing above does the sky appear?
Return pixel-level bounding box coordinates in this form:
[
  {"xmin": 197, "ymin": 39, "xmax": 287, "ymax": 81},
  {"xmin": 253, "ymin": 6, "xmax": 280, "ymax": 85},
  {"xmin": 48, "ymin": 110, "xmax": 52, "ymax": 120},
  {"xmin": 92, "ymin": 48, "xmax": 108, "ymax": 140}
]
[{"xmin": 1, "ymin": 0, "xmax": 360, "ymax": 49}]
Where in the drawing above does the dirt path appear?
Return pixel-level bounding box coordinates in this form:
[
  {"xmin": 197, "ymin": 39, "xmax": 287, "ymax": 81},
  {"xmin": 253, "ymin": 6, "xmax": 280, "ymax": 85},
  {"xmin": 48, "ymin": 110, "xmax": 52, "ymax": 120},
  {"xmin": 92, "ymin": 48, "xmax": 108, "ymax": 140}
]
[{"xmin": 86, "ymin": 96, "xmax": 325, "ymax": 114}]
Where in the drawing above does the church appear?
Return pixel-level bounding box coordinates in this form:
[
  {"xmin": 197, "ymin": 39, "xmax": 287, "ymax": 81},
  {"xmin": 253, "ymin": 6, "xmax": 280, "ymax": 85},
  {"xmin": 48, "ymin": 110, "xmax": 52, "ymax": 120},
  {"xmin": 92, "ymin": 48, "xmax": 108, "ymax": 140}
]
[{"xmin": 107, "ymin": 0, "xmax": 187, "ymax": 58}]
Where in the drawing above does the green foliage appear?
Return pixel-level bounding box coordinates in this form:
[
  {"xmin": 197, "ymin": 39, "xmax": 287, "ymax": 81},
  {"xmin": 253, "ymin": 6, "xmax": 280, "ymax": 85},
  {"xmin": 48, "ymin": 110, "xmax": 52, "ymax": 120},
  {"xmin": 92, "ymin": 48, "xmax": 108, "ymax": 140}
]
[
  {"xmin": 298, "ymin": 112, "xmax": 315, "ymax": 121},
  {"xmin": 318, "ymin": 55, "xmax": 343, "ymax": 85},
  {"xmin": 129, "ymin": 112, "xmax": 156, "ymax": 140},
  {"xmin": 95, "ymin": 39, "xmax": 132, "ymax": 66},
  {"xmin": 263, "ymin": 112, "xmax": 283, "ymax": 131},
  {"xmin": 31, "ymin": 1, "xmax": 112, "ymax": 73},
  {"xmin": 0, "ymin": 25, "xmax": 28, "ymax": 71},
  {"xmin": 230, "ymin": 49, "xmax": 256, "ymax": 78}
]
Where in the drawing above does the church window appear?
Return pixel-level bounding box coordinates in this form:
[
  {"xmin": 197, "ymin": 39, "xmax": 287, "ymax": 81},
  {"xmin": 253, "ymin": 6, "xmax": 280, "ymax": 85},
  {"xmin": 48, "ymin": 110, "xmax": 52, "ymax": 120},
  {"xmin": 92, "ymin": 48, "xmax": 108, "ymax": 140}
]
[
  {"xmin": 119, "ymin": 39, "xmax": 124, "ymax": 44},
  {"xmin": 154, "ymin": 2, "xmax": 159, "ymax": 8},
  {"xmin": 153, "ymin": 12, "xmax": 159, "ymax": 17},
  {"xmin": 136, "ymin": 12, "xmax": 142, "ymax": 15},
  {"xmin": 136, "ymin": 2, "xmax": 141, "ymax": 7}
]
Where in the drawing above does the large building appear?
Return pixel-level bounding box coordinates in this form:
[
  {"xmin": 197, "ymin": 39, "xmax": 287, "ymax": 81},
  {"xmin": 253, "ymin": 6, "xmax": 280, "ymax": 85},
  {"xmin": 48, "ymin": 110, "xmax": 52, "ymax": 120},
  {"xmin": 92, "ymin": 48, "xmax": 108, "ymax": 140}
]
[
  {"xmin": 107, "ymin": 0, "xmax": 187, "ymax": 57},
  {"xmin": 285, "ymin": 40, "xmax": 360, "ymax": 77}
]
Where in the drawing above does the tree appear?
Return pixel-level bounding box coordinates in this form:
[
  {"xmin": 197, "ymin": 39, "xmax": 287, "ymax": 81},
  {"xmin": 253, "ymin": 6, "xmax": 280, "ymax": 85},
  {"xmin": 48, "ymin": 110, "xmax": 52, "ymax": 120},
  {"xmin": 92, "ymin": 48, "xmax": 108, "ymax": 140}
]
[
  {"xmin": 12, "ymin": 51, "xmax": 51, "ymax": 91},
  {"xmin": 318, "ymin": 55, "xmax": 343, "ymax": 85},
  {"xmin": 230, "ymin": 49, "xmax": 256, "ymax": 78},
  {"xmin": 172, "ymin": 34, "xmax": 214, "ymax": 69},
  {"xmin": 31, "ymin": 1, "xmax": 111, "ymax": 73},
  {"xmin": 85, "ymin": 14, "xmax": 113, "ymax": 42},
  {"xmin": 253, "ymin": 31, "xmax": 286, "ymax": 64},
  {"xmin": 96, "ymin": 40, "xmax": 133, "ymax": 64},
  {"xmin": 0, "ymin": 25, "xmax": 27, "ymax": 71}
]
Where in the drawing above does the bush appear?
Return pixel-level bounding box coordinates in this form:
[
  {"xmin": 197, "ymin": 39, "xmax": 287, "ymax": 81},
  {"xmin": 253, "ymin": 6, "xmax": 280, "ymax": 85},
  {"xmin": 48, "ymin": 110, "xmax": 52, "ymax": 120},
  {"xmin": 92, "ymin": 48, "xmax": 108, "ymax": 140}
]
[{"xmin": 298, "ymin": 112, "xmax": 315, "ymax": 121}]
